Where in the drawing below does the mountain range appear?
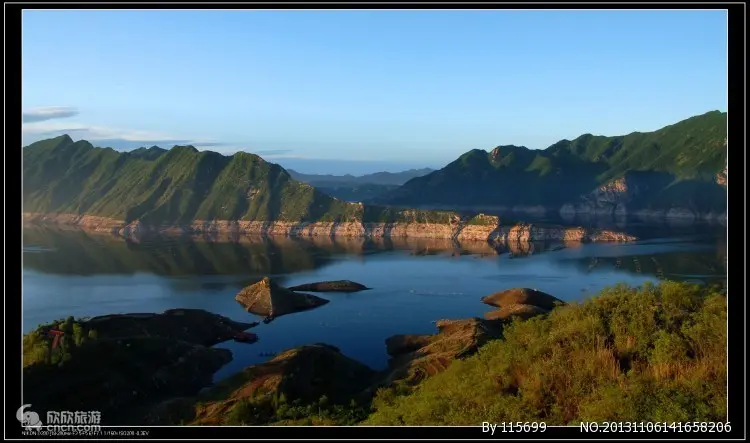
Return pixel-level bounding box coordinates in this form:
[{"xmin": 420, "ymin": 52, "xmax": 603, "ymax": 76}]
[
  {"xmin": 287, "ymin": 168, "xmax": 434, "ymax": 202},
  {"xmin": 372, "ymin": 111, "xmax": 727, "ymax": 219},
  {"xmin": 287, "ymin": 168, "xmax": 435, "ymax": 187},
  {"xmin": 23, "ymin": 135, "xmax": 363, "ymax": 225},
  {"xmin": 22, "ymin": 111, "xmax": 727, "ymax": 230}
]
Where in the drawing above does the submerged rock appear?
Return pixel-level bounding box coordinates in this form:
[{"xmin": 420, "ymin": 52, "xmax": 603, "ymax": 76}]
[
  {"xmin": 235, "ymin": 277, "xmax": 329, "ymax": 318},
  {"xmin": 484, "ymin": 303, "xmax": 549, "ymax": 321},
  {"xmin": 287, "ymin": 280, "xmax": 370, "ymax": 292},
  {"xmin": 481, "ymin": 288, "xmax": 565, "ymax": 311}
]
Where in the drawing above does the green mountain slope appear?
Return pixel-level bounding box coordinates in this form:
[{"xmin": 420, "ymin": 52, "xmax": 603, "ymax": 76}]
[
  {"xmin": 22, "ymin": 135, "xmax": 370, "ymax": 224},
  {"xmin": 23, "ymin": 137, "xmax": 469, "ymax": 227},
  {"xmin": 374, "ymin": 111, "xmax": 727, "ymax": 214}
]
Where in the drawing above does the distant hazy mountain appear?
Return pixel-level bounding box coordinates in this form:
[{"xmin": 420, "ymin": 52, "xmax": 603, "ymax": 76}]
[
  {"xmin": 287, "ymin": 168, "xmax": 434, "ymax": 186},
  {"xmin": 373, "ymin": 111, "xmax": 727, "ymax": 219},
  {"xmin": 287, "ymin": 168, "xmax": 434, "ymax": 202}
]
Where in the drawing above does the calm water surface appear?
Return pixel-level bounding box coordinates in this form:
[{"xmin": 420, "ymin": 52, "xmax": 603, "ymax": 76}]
[{"xmin": 22, "ymin": 224, "xmax": 726, "ymax": 379}]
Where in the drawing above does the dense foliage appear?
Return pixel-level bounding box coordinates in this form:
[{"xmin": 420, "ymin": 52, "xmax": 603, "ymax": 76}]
[
  {"xmin": 223, "ymin": 394, "xmax": 370, "ymax": 426},
  {"xmin": 365, "ymin": 281, "xmax": 727, "ymax": 425}
]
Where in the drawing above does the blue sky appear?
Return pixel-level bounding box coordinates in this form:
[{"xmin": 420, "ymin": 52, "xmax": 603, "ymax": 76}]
[{"xmin": 22, "ymin": 10, "xmax": 727, "ymax": 174}]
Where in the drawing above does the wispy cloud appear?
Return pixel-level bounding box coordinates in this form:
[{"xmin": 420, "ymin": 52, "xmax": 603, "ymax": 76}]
[
  {"xmin": 21, "ymin": 108, "xmax": 260, "ymax": 156},
  {"xmin": 21, "ymin": 120, "xmax": 228, "ymax": 151},
  {"xmin": 23, "ymin": 121, "xmax": 179, "ymax": 142},
  {"xmin": 22, "ymin": 106, "xmax": 79, "ymax": 123}
]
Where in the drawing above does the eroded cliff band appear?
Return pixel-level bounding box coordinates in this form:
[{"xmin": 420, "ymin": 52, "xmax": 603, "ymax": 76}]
[{"xmin": 22, "ymin": 213, "xmax": 637, "ymax": 243}]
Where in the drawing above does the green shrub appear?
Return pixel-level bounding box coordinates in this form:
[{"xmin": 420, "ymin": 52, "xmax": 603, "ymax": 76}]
[{"xmin": 365, "ymin": 281, "xmax": 727, "ymax": 425}]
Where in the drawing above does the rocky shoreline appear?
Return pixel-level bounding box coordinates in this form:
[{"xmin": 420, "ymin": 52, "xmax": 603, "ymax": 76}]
[
  {"xmin": 23, "ymin": 276, "xmax": 727, "ymax": 426},
  {"xmin": 20, "ymin": 278, "xmax": 570, "ymax": 425},
  {"xmin": 409, "ymin": 204, "xmax": 726, "ymax": 224},
  {"xmin": 22, "ymin": 213, "xmax": 638, "ymax": 243}
]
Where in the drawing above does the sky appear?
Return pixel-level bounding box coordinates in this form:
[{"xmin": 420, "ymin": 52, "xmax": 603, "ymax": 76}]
[{"xmin": 22, "ymin": 9, "xmax": 727, "ymax": 175}]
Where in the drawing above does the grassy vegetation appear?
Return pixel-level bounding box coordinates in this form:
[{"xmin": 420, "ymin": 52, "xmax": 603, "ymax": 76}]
[
  {"xmin": 361, "ymin": 206, "xmax": 460, "ymax": 224},
  {"xmin": 376, "ymin": 111, "xmax": 727, "ymax": 211},
  {"xmin": 465, "ymin": 214, "xmax": 500, "ymax": 226},
  {"xmin": 179, "ymin": 281, "xmax": 726, "ymax": 426},
  {"xmin": 224, "ymin": 394, "xmax": 370, "ymax": 426},
  {"xmin": 364, "ymin": 281, "xmax": 726, "ymax": 425}
]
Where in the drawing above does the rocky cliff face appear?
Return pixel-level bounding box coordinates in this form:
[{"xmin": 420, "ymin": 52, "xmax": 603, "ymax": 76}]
[
  {"xmin": 717, "ymin": 165, "xmax": 727, "ymax": 187},
  {"xmin": 560, "ymin": 173, "xmax": 727, "ymax": 223},
  {"xmin": 560, "ymin": 176, "xmax": 634, "ymax": 217},
  {"xmin": 23, "ymin": 213, "xmax": 637, "ymax": 243}
]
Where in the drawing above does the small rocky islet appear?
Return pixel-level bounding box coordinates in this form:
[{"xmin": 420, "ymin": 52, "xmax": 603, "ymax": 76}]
[
  {"xmin": 234, "ymin": 277, "xmax": 330, "ymax": 319},
  {"xmin": 287, "ymin": 280, "xmax": 370, "ymax": 293},
  {"xmin": 22, "ymin": 279, "xmax": 560, "ymax": 425}
]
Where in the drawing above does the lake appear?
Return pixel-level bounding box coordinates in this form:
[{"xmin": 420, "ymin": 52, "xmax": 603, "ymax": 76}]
[{"xmin": 21, "ymin": 223, "xmax": 726, "ymax": 380}]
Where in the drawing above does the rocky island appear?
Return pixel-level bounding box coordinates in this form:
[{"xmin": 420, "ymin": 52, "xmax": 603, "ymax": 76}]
[
  {"xmin": 288, "ymin": 280, "xmax": 370, "ymax": 292},
  {"xmin": 22, "ymin": 309, "xmax": 258, "ymax": 425},
  {"xmin": 235, "ymin": 277, "xmax": 330, "ymax": 319}
]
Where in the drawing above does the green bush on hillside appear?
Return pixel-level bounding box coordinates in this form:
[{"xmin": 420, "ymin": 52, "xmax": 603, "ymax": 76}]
[{"xmin": 365, "ymin": 281, "xmax": 727, "ymax": 425}]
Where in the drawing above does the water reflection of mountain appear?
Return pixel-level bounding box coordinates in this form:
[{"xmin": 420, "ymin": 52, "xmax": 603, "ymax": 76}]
[
  {"xmin": 23, "ymin": 227, "xmax": 726, "ymax": 287},
  {"xmin": 22, "ymin": 227, "xmax": 581, "ymax": 276},
  {"xmin": 22, "ymin": 227, "xmax": 336, "ymax": 277},
  {"xmin": 563, "ymin": 244, "xmax": 727, "ymax": 286}
]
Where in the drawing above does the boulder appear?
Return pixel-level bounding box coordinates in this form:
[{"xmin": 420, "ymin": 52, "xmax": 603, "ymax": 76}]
[
  {"xmin": 235, "ymin": 277, "xmax": 329, "ymax": 318},
  {"xmin": 382, "ymin": 317, "xmax": 504, "ymax": 386},
  {"xmin": 189, "ymin": 344, "xmax": 377, "ymax": 425},
  {"xmin": 481, "ymin": 288, "xmax": 565, "ymax": 311},
  {"xmin": 484, "ymin": 303, "xmax": 549, "ymax": 321},
  {"xmin": 385, "ymin": 334, "xmax": 434, "ymax": 356},
  {"xmin": 287, "ymin": 280, "xmax": 370, "ymax": 293}
]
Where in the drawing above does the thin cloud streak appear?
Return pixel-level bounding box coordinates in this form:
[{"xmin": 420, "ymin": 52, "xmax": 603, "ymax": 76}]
[
  {"xmin": 22, "ymin": 106, "xmax": 79, "ymax": 123},
  {"xmin": 21, "ymin": 120, "xmax": 226, "ymax": 151}
]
